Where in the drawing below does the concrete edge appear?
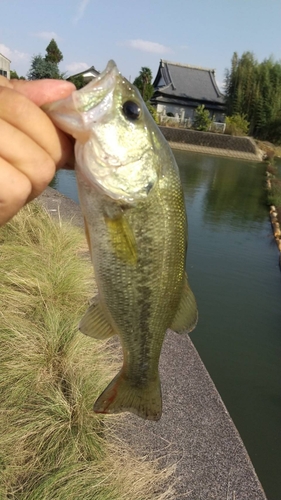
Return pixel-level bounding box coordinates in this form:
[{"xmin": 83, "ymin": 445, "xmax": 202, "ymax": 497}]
[{"xmin": 168, "ymin": 141, "xmax": 262, "ymax": 162}]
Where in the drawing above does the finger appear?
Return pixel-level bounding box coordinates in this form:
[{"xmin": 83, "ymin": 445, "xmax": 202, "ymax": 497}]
[
  {"xmin": 0, "ymin": 159, "xmax": 32, "ymax": 226},
  {"xmin": 10, "ymin": 79, "xmax": 76, "ymax": 106},
  {"xmin": 0, "ymin": 117, "xmax": 56, "ymax": 200},
  {"xmin": 0, "ymin": 86, "xmax": 74, "ymax": 169},
  {"xmin": 0, "ymin": 75, "xmax": 13, "ymax": 88}
]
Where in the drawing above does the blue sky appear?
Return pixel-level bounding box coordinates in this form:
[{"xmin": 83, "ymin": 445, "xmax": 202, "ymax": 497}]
[{"xmin": 1, "ymin": 0, "xmax": 281, "ymax": 90}]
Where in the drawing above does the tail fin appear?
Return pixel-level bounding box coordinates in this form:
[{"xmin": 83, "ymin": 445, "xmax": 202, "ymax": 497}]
[{"xmin": 93, "ymin": 370, "xmax": 162, "ymax": 421}]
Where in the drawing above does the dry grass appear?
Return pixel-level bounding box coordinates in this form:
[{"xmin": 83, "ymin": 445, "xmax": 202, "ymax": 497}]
[{"xmin": 0, "ymin": 203, "xmax": 174, "ymax": 500}]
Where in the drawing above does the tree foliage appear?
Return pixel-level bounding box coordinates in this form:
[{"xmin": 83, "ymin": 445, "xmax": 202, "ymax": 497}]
[
  {"xmin": 27, "ymin": 55, "xmax": 63, "ymax": 80},
  {"xmin": 224, "ymin": 52, "xmax": 281, "ymax": 141},
  {"xmin": 193, "ymin": 105, "xmax": 212, "ymax": 131},
  {"xmin": 10, "ymin": 70, "xmax": 26, "ymax": 80},
  {"xmin": 133, "ymin": 66, "xmax": 158, "ymax": 121},
  {"xmin": 45, "ymin": 38, "xmax": 63, "ymax": 64},
  {"xmin": 10, "ymin": 70, "xmax": 18, "ymax": 79},
  {"xmin": 225, "ymin": 114, "xmax": 249, "ymax": 136},
  {"xmin": 27, "ymin": 40, "xmax": 64, "ymax": 80},
  {"xmin": 67, "ymin": 74, "xmax": 86, "ymax": 89},
  {"xmin": 133, "ymin": 67, "xmax": 154, "ymax": 102}
]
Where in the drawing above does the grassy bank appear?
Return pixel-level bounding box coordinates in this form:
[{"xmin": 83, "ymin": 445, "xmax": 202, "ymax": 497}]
[
  {"xmin": 256, "ymin": 140, "xmax": 281, "ymax": 161},
  {"xmin": 0, "ymin": 204, "xmax": 173, "ymax": 500}
]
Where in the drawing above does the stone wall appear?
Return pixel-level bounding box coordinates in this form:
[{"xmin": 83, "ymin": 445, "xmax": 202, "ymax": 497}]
[{"xmin": 159, "ymin": 126, "xmax": 258, "ymax": 155}]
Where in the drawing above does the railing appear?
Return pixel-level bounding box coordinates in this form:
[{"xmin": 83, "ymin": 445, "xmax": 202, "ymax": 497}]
[
  {"xmin": 158, "ymin": 115, "xmax": 192, "ymax": 128},
  {"xmin": 158, "ymin": 114, "xmax": 226, "ymax": 133},
  {"xmin": 209, "ymin": 122, "xmax": 226, "ymax": 133}
]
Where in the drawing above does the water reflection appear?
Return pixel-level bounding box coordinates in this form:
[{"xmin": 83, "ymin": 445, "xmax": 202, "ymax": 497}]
[{"xmin": 175, "ymin": 151, "xmax": 266, "ymax": 228}]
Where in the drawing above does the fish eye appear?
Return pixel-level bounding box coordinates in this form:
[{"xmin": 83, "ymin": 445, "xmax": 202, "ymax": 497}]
[{"xmin": 122, "ymin": 100, "xmax": 141, "ymax": 121}]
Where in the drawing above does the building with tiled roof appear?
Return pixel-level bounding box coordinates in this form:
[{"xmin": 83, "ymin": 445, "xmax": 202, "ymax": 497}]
[
  {"xmin": 67, "ymin": 65, "xmax": 100, "ymax": 84},
  {"xmin": 151, "ymin": 59, "xmax": 225, "ymax": 123}
]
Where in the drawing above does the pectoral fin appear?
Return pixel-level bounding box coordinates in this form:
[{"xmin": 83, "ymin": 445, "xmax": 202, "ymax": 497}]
[
  {"xmin": 171, "ymin": 274, "xmax": 198, "ymax": 334},
  {"xmin": 79, "ymin": 296, "xmax": 116, "ymax": 340},
  {"xmin": 105, "ymin": 215, "xmax": 137, "ymax": 265}
]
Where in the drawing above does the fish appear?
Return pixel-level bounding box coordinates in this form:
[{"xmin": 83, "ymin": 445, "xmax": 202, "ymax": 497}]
[{"xmin": 43, "ymin": 60, "xmax": 198, "ymax": 421}]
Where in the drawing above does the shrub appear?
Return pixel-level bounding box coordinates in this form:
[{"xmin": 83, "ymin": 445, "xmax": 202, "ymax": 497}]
[
  {"xmin": 67, "ymin": 74, "xmax": 86, "ymax": 89},
  {"xmin": 225, "ymin": 114, "xmax": 249, "ymax": 136},
  {"xmin": 193, "ymin": 105, "xmax": 212, "ymax": 131},
  {"xmin": 146, "ymin": 102, "xmax": 159, "ymax": 123}
]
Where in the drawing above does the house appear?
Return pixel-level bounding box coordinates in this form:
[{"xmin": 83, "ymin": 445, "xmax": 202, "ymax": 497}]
[
  {"xmin": 67, "ymin": 65, "xmax": 100, "ymax": 84},
  {"xmin": 0, "ymin": 53, "xmax": 11, "ymax": 79},
  {"xmin": 151, "ymin": 59, "xmax": 225, "ymax": 124}
]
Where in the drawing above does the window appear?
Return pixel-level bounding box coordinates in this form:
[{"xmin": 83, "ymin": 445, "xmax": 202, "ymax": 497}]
[{"xmin": 0, "ymin": 70, "xmax": 7, "ymax": 77}]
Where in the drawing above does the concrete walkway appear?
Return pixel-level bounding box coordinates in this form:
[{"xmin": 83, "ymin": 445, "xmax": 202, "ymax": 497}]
[{"xmin": 39, "ymin": 187, "xmax": 267, "ymax": 500}]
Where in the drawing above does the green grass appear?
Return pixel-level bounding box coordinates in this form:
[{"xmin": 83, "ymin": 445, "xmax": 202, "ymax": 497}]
[{"xmin": 0, "ymin": 203, "xmax": 173, "ymax": 500}]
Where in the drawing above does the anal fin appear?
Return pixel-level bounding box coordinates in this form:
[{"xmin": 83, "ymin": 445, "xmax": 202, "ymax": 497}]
[
  {"xmin": 79, "ymin": 295, "xmax": 116, "ymax": 340},
  {"xmin": 171, "ymin": 273, "xmax": 198, "ymax": 334}
]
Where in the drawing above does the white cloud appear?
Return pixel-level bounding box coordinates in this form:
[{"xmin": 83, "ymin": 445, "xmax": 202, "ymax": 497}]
[
  {"xmin": 124, "ymin": 39, "xmax": 173, "ymax": 54},
  {"xmin": 216, "ymin": 80, "xmax": 225, "ymax": 93},
  {"xmin": 65, "ymin": 62, "xmax": 89, "ymax": 73},
  {"xmin": 31, "ymin": 31, "xmax": 62, "ymax": 41},
  {"xmin": 0, "ymin": 43, "xmax": 29, "ymax": 63},
  {"xmin": 73, "ymin": 0, "xmax": 90, "ymax": 23}
]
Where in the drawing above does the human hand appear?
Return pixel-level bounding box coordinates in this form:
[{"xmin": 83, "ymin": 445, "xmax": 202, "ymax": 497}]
[{"xmin": 0, "ymin": 76, "xmax": 76, "ymax": 226}]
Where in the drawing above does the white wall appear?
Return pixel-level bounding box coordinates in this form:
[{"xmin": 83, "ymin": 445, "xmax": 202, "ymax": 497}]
[
  {"xmin": 157, "ymin": 103, "xmax": 194, "ymax": 120},
  {"xmin": 0, "ymin": 55, "xmax": 11, "ymax": 79},
  {"xmin": 157, "ymin": 103, "xmax": 225, "ymax": 123}
]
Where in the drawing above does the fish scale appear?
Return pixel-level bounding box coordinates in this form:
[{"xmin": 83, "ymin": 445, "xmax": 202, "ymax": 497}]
[{"xmin": 44, "ymin": 60, "xmax": 198, "ymax": 420}]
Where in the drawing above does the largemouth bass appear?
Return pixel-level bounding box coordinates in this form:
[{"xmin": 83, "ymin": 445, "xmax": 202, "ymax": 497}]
[{"xmin": 44, "ymin": 60, "xmax": 198, "ymax": 421}]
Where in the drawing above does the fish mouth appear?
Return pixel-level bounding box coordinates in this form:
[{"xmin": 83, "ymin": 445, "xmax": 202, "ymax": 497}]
[{"xmin": 42, "ymin": 60, "xmax": 120, "ymax": 139}]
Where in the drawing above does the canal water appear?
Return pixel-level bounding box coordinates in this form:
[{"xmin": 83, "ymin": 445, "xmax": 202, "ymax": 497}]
[{"xmin": 51, "ymin": 151, "xmax": 281, "ymax": 500}]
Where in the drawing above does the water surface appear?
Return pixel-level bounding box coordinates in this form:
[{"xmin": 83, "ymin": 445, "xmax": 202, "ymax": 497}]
[{"xmin": 52, "ymin": 152, "xmax": 281, "ymax": 499}]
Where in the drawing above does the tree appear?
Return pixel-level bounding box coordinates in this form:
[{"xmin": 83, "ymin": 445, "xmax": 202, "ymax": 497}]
[
  {"xmin": 133, "ymin": 67, "xmax": 154, "ymax": 102},
  {"xmin": 193, "ymin": 105, "xmax": 212, "ymax": 131},
  {"xmin": 67, "ymin": 74, "xmax": 86, "ymax": 89},
  {"xmin": 10, "ymin": 70, "xmax": 19, "ymax": 79},
  {"xmin": 133, "ymin": 66, "xmax": 158, "ymax": 120},
  {"xmin": 224, "ymin": 51, "xmax": 281, "ymax": 141},
  {"xmin": 27, "ymin": 39, "xmax": 64, "ymax": 80},
  {"xmin": 27, "ymin": 55, "xmax": 63, "ymax": 80},
  {"xmin": 10, "ymin": 70, "xmax": 26, "ymax": 80},
  {"xmin": 45, "ymin": 38, "xmax": 63, "ymax": 64}
]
